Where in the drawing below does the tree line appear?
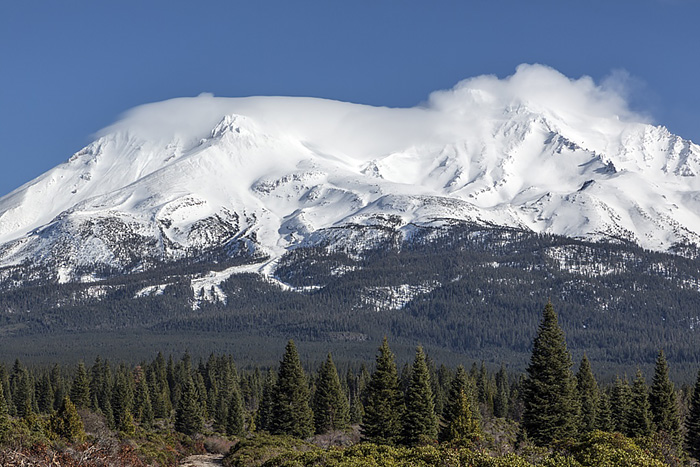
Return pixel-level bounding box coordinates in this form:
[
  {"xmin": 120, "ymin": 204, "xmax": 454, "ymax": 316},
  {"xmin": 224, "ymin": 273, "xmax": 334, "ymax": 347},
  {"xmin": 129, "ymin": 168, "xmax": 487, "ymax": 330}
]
[{"xmin": 2, "ymin": 301, "xmax": 700, "ymax": 464}]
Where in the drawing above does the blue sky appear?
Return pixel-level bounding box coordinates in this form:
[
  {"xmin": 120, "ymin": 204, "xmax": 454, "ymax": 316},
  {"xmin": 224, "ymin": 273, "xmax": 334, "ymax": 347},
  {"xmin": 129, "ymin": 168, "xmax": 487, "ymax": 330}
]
[{"xmin": 1, "ymin": 0, "xmax": 699, "ymax": 196}]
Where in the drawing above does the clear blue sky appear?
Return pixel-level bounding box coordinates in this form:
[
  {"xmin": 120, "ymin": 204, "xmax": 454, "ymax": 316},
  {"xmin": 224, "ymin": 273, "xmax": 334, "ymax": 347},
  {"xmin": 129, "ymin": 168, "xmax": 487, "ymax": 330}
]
[{"xmin": 1, "ymin": 0, "xmax": 699, "ymax": 196}]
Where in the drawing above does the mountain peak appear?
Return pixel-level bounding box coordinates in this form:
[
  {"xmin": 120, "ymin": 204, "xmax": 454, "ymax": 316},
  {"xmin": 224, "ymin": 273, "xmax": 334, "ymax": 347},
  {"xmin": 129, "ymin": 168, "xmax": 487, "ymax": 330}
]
[{"xmin": 2, "ymin": 65, "xmax": 700, "ymax": 283}]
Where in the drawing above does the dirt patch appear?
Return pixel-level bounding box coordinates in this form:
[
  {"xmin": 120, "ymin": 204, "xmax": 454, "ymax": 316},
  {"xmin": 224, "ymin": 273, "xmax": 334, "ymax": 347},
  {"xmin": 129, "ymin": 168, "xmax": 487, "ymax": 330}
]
[{"xmin": 179, "ymin": 453, "xmax": 224, "ymax": 467}]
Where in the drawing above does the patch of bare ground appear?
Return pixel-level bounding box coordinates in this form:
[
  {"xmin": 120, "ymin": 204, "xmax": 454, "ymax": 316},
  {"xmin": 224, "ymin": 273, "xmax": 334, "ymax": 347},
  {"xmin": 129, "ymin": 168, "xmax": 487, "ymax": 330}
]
[{"xmin": 179, "ymin": 453, "xmax": 224, "ymax": 467}]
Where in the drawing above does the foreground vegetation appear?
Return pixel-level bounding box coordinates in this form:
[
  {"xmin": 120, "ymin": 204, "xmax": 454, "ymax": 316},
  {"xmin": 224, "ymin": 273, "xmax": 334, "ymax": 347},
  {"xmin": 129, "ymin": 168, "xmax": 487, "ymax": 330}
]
[{"xmin": 1, "ymin": 302, "xmax": 699, "ymax": 465}]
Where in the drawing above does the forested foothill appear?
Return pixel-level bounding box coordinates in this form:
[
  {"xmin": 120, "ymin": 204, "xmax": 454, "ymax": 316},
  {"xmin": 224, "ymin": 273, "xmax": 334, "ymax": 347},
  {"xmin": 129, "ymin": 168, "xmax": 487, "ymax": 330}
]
[
  {"xmin": 2, "ymin": 223, "xmax": 700, "ymax": 381},
  {"xmin": 1, "ymin": 303, "xmax": 700, "ymax": 465}
]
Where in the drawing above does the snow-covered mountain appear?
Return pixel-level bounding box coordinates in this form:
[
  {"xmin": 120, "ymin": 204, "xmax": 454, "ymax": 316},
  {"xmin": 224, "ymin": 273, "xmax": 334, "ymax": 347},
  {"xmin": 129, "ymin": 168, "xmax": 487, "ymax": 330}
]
[{"xmin": 2, "ymin": 64, "xmax": 700, "ymax": 284}]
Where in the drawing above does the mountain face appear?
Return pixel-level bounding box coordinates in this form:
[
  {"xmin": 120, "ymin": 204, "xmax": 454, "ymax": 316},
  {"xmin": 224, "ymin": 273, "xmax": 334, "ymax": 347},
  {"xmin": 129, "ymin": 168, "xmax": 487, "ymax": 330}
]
[{"xmin": 1, "ymin": 65, "xmax": 700, "ymax": 287}]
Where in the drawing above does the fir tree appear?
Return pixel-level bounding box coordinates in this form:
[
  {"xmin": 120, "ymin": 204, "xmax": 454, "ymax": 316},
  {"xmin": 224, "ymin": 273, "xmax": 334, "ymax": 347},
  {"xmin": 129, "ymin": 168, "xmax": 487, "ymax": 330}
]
[
  {"xmin": 50, "ymin": 364, "xmax": 65, "ymax": 412},
  {"xmin": 175, "ymin": 377, "xmax": 204, "ymax": 436},
  {"xmin": 12, "ymin": 363, "xmax": 34, "ymax": 418},
  {"xmin": 270, "ymin": 340, "xmax": 314, "ymax": 438},
  {"xmin": 70, "ymin": 362, "xmax": 91, "ymax": 410},
  {"xmin": 50, "ymin": 396, "xmax": 85, "ymax": 442},
  {"xmin": 522, "ymin": 301, "xmax": 577, "ymax": 446},
  {"xmin": 133, "ymin": 367, "xmax": 154, "ymax": 428},
  {"xmin": 493, "ymin": 364, "xmax": 509, "ymax": 418},
  {"xmin": 312, "ymin": 353, "xmax": 349, "ymax": 434},
  {"xmin": 112, "ymin": 370, "xmax": 134, "ymax": 432},
  {"xmin": 361, "ymin": 337, "xmax": 404, "ymax": 445},
  {"xmin": 226, "ymin": 385, "xmax": 245, "ymax": 436},
  {"xmin": 149, "ymin": 352, "xmax": 171, "ymax": 419},
  {"xmin": 594, "ymin": 391, "xmax": 613, "ymax": 432},
  {"xmin": 89, "ymin": 357, "xmax": 104, "ymax": 411},
  {"xmin": 402, "ymin": 346, "xmax": 438, "ymax": 445},
  {"xmin": 440, "ymin": 366, "xmax": 481, "ymax": 444},
  {"xmin": 0, "ymin": 381, "xmax": 10, "ymax": 441},
  {"xmin": 649, "ymin": 350, "xmax": 680, "ymax": 439},
  {"xmin": 685, "ymin": 370, "xmax": 700, "ymax": 460},
  {"xmin": 627, "ymin": 369, "xmax": 652, "ymax": 437},
  {"xmin": 445, "ymin": 389, "xmax": 481, "ymax": 445},
  {"xmin": 476, "ymin": 362, "xmax": 491, "ymax": 413},
  {"xmin": 610, "ymin": 376, "xmax": 631, "ymax": 433},
  {"xmin": 576, "ymin": 354, "xmax": 599, "ymax": 433},
  {"xmin": 37, "ymin": 373, "xmax": 55, "ymax": 414},
  {"xmin": 255, "ymin": 368, "xmax": 276, "ymax": 432}
]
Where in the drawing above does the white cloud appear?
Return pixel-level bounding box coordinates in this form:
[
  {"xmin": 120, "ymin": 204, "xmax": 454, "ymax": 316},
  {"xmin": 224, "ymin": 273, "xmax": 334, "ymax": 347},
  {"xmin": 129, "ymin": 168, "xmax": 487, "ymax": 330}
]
[
  {"xmin": 427, "ymin": 63, "xmax": 650, "ymax": 124},
  {"xmin": 96, "ymin": 64, "xmax": 652, "ymax": 155}
]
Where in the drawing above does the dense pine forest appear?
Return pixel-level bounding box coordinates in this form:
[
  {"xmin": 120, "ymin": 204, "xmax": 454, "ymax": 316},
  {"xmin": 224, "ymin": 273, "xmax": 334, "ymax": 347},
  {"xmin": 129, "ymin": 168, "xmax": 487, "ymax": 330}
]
[
  {"xmin": 4, "ymin": 224, "xmax": 700, "ymax": 384},
  {"xmin": 1, "ymin": 302, "xmax": 700, "ymax": 466}
]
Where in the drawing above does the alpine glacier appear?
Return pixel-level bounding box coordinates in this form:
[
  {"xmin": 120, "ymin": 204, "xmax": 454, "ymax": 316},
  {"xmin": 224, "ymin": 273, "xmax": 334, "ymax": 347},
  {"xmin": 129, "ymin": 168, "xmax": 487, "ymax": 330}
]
[{"xmin": 1, "ymin": 64, "xmax": 700, "ymax": 283}]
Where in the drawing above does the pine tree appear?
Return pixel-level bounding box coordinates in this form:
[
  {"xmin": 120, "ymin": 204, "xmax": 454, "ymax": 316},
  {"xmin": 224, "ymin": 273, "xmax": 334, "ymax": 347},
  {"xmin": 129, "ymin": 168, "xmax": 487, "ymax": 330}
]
[
  {"xmin": 270, "ymin": 340, "xmax": 314, "ymax": 438},
  {"xmin": 476, "ymin": 362, "xmax": 492, "ymax": 413},
  {"xmin": 0, "ymin": 381, "xmax": 10, "ymax": 442},
  {"xmin": 685, "ymin": 370, "xmax": 700, "ymax": 460},
  {"xmin": 440, "ymin": 366, "xmax": 481, "ymax": 444},
  {"xmin": 255, "ymin": 368, "xmax": 276, "ymax": 432},
  {"xmin": 70, "ymin": 362, "xmax": 91, "ymax": 410},
  {"xmin": 402, "ymin": 346, "xmax": 438, "ymax": 446},
  {"xmin": 149, "ymin": 352, "xmax": 171, "ymax": 419},
  {"xmin": 361, "ymin": 337, "xmax": 404, "ymax": 445},
  {"xmin": 50, "ymin": 364, "xmax": 65, "ymax": 412},
  {"xmin": 226, "ymin": 385, "xmax": 245, "ymax": 436},
  {"xmin": 576, "ymin": 354, "xmax": 599, "ymax": 433},
  {"xmin": 112, "ymin": 370, "xmax": 134, "ymax": 432},
  {"xmin": 649, "ymin": 350, "xmax": 680, "ymax": 439},
  {"xmin": 175, "ymin": 377, "xmax": 204, "ymax": 436},
  {"xmin": 12, "ymin": 364, "xmax": 34, "ymax": 418},
  {"xmin": 610, "ymin": 376, "xmax": 631, "ymax": 433},
  {"xmin": 493, "ymin": 364, "xmax": 509, "ymax": 418},
  {"xmin": 594, "ymin": 391, "xmax": 613, "ymax": 432},
  {"xmin": 522, "ymin": 301, "xmax": 577, "ymax": 446},
  {"xmin": 133, "ymin": 367, "xmax": 154, "ymax": 428},
  {"xmin": 312, "ymin": 353, "xmax": 349, "ymax": 434},
  {"xmin": 627, "ymin": 369, "xmax": 652, "ymax": 437},
  {"xmin": 50, "ymin": 396, "xmax": 86, "ymax": 442},
  {"xmin": 37, "ymin": 373, "xmax": 55, "ymax": 414}
]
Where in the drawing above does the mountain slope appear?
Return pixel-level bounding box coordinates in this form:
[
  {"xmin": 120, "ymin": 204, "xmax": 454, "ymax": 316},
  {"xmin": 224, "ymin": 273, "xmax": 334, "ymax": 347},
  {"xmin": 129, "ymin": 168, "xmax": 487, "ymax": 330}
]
[{"xmin": 1, "ymin": 64, "xmax": 700, "ymax": 284}]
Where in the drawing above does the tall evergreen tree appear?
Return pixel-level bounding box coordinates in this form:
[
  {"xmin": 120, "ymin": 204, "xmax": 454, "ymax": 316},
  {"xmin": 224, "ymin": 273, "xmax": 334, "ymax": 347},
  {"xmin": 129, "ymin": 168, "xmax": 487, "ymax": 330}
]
[
  {"xmin": 50, "ymin": 364, "xmax": 65, "ymax": 413},
  {"xmin": 50, "ymin": 396, "xmax": 86, "ymax": 442},
  {"xmin": 255, "ymin": 368, "xmax": 276, "ymax": 432},
  {"xmin": 440, "ymin": 366, "xmax": 481, "ymax": 444},
  {"xmin": 112, "ymin": 370, "xmax": 134, "ymax": 432},
  {"xmin": 37, "ymin": 373, "xmax": 55, "ymax": 414},
  {"xmin": 626, "ymin": 369, "xmax": 652, "ymax": 437},
  {"xmin": 594, "ymin": 391, "xmax": 613, "ymax": 432},
  {"xmin": 576, "ymin": 354, "xmax": 599, "ymax": 433},
  {"xmin": 175, "ymin": 377, "xmax": 204, "ymax": 436},
  {"xmin": 70, "ymin": 362, "xmax": 91, "ymax": 410},
  {"xmin": 11, "ymin": 363, "xmax": 34, "ymax": 418},
  {"xmin": 312, "ymin": 353, "xmax": 350, "ymax": 434},
  {"xmin": 402, "ymin": 346, "xmax": 438, "ymax": 445},
  {"xmin": 649, "ymin": 350, "xmax": 680, "ymax": 439},
  {"xmin": 522, "ymin": 301, "xmax": 577, "ymax": 446},
  {"xmin": 610, "ymin": 376, "xmax": 631, "ymax": 433},
  {"xmin": 133, "ymin": 367, "xmax": 154, "ymax": 428},
  {"xmin": 226, "ymin": 384, "xmax": 245, "ymax": 436},
  {"xmin": 361, "ymin": 337, "xmax": 404, "ymax": 445},
  {"xmin": 0, "ymin": 381, "xmax": 10, "ymax": 441},
  {"xmin": 493, "ymin": 364, "xmax": 509, "ymax": 418},
  {"xmin": 685, "ymin": 370, "xmax": 700, "ymax": 460},
  {"xmin": 270, "ymin": 340, "xmax": 314, "ymax": 438},
  {"xmin": 149, "ymin": 352, "xmax": 171, "ymax": 419}
]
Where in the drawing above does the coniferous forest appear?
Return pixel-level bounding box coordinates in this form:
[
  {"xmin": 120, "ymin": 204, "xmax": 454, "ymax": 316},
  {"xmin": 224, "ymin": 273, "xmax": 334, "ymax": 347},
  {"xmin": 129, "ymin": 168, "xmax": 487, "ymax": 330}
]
[{"xmin": 1, "ymin": 302, "xmax": 700, "ymax": 465}]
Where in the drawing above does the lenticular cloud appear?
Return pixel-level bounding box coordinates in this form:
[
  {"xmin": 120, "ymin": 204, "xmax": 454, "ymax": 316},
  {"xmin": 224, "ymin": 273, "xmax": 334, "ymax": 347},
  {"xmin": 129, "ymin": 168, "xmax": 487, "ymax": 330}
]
[{"xmin": 428, "ymin": 63, "xmax": 647, "ymax": 124}]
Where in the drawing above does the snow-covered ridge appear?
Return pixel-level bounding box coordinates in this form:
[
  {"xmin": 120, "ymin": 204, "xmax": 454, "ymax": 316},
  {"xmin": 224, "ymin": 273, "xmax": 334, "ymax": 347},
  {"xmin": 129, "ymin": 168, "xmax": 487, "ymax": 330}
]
[{"xmin": 1, "ymin": 64, "xmax": 700, "ymax": 283}]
